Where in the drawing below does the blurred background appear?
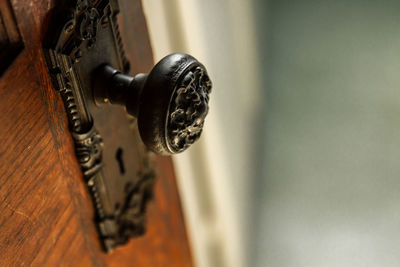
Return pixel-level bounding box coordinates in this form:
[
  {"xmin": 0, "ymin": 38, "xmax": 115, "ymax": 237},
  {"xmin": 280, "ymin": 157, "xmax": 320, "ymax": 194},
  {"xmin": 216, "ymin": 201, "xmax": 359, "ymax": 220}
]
[{"xmin": 143, "ymin": 1, "xmax": 400, "ymax": 267}]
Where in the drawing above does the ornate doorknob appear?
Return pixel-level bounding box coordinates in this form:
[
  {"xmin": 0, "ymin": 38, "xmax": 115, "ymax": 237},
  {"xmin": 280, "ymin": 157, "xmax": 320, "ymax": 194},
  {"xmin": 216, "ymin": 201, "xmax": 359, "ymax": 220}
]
[
  {"xmin": 44, "ymin": 0, "xmax": 211, "ymax": 251},
  {"xmin": 93, "ymin": 53, "xmax": 212, "ymax": 155}
]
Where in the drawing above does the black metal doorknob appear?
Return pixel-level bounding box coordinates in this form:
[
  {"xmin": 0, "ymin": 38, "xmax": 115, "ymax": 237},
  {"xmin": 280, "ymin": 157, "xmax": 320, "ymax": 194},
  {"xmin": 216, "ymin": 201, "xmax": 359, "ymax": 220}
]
[{"xmin": 93, "ymin": 53, "xmax": 212, "ymax": 155}]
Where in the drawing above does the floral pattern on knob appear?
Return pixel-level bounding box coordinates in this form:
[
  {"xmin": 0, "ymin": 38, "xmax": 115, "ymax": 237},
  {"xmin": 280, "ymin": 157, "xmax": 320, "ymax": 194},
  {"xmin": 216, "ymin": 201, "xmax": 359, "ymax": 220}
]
[{"xmin": 167, "ymin": 66, "xmax": 212, "ymax": 153}]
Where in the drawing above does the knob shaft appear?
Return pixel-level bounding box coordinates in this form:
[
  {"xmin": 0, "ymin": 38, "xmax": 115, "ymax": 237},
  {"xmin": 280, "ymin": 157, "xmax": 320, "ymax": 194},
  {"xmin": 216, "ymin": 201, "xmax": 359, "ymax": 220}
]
[{"xmin": 93, "ymin": 53, "xmax": 212, "ymax": 155}]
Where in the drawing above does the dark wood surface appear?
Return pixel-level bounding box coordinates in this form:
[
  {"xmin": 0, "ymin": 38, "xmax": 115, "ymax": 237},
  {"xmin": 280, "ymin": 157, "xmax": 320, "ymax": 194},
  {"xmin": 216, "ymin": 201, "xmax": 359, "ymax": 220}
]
[{"xmin": 0, "ymin": 0, "xmax": 193, "ymax": 266}]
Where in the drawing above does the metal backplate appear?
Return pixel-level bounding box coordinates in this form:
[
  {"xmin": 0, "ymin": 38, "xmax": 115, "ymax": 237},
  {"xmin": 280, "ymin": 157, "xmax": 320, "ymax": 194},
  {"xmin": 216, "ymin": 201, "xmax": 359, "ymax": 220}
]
[{"xmin": 43, "ymin": 0, "xmax": 156, "ymax": 252}]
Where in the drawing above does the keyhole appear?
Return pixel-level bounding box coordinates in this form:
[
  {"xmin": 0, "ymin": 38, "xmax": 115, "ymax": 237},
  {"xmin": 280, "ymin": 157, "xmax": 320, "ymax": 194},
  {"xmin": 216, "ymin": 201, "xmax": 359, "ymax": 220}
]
[{"xmin": 116, "ymin": 148, "xmax": 125, "ymax": 175}]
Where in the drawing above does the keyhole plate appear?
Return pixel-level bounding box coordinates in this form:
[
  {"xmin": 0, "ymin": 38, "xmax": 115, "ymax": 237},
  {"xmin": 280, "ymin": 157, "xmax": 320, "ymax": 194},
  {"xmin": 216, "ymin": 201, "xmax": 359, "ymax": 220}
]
[{"xmin": 43, "ymin": 0, "xmax": 156, "ymax": 252}]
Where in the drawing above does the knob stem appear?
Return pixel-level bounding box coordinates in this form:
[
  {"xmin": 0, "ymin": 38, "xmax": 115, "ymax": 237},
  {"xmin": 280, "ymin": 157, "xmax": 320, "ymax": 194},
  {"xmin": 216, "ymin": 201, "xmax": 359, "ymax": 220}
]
[{"xmin": 93, "ymin": 65, "xmax": 147, "ymax": 117}]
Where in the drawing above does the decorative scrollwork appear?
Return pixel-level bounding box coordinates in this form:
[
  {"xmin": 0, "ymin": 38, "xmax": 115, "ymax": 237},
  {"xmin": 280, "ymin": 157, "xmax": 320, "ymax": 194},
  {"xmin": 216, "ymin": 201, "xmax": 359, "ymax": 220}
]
[
  {"xmin": 114, "ymin": 170, "xmax": 155, "ymax": 245},
  {"xmin": 72, "ymin": 125, "xmax": 104, "ymax": 177},
  {"xmin": 167, "ymin": 66, "xmax": 212, "ymax": 152},
  {"xmin": 51, "ymin": 0, "xmax": 113, "ymax": 62},
  {"xmin": 98, "ymin": 165, "xmax": 156, "ymax": 251}
]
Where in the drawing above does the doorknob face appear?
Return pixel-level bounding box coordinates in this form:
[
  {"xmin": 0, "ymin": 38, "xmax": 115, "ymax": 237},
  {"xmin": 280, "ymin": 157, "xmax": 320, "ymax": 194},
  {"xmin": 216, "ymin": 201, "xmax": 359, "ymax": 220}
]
[
  {"xmin": 93, "ymin": 53, "xmax": 212, "ymax": 155},
  {"xmin": 43, "ymin": 0, "xmax": 211, "ymax": 252}
]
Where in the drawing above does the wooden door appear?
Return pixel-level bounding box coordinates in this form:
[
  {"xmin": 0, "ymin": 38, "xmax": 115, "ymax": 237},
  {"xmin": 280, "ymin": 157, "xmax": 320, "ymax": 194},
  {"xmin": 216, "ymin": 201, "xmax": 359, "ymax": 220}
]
[{"xmin": 0, "ymin": 0, "xmax": 193, "ymax": 266}]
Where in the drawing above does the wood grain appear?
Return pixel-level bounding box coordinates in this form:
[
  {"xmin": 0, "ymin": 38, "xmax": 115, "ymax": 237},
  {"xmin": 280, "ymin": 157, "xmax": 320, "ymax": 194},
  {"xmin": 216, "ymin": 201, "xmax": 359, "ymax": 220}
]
[{"xmin": 0, "ymin": 0, "xmax": 193, "ymax": 266}]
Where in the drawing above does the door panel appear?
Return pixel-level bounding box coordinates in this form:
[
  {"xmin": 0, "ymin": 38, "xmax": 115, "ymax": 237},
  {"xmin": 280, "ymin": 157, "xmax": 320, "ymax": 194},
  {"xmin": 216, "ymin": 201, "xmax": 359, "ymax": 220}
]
[{"xmin": 0, "ymin": 0, "xmax": 192, "ymax": 266}]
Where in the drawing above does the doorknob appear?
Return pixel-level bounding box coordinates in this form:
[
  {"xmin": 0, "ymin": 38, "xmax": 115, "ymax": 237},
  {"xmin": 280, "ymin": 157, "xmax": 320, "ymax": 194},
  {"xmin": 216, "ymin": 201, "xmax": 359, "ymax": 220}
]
[
  {"xmin": 43, "ymin": 0, "xmax": 212, "ymax": 252},
  {"xmin": 93, "ymin": 53, "xmax": 212, "ymax": 155}
]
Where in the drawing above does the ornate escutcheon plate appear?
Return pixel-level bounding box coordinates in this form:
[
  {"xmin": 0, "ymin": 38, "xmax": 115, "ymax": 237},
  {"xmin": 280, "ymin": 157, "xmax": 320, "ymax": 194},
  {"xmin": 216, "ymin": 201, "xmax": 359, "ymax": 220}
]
[{"xmin": 43, "ymin": 0, "xmax": 156, "ymax": 252}]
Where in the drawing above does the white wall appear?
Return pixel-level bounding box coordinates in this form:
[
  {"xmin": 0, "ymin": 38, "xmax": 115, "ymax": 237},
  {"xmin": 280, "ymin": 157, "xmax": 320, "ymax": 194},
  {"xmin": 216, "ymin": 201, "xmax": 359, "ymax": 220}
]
[{"xmin": 143, "ymin": 1, "xmax": 261, "ymax": 267}]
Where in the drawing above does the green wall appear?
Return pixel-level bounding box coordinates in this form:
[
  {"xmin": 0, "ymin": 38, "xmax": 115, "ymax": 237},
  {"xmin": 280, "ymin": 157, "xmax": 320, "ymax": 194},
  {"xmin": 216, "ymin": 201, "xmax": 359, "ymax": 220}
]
[{"xmin": 253, "ymin": 1, "xmax": 400, "ymax": 266}]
